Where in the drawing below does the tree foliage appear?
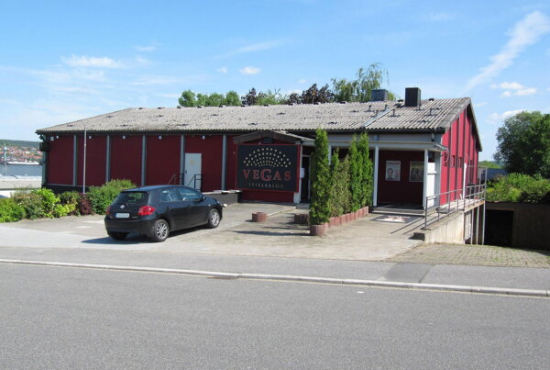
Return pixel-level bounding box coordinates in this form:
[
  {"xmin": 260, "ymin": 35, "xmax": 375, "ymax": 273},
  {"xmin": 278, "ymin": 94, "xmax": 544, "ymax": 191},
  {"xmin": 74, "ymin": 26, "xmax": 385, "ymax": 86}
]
[
  {"xmin": 310, "ymin": 129, "xmax": 332, "ymax": 225},
  {"xmin": 358, "ymin": 132, "xmax": 373, "ymax": 206},
  {"xmin": 178, "ymin": 90, "xmax": 242, "ymax": 107},
  {"xmin": 486, "ymin": 173, "xmax": 550, "ymax": 203},
  {"xmin": 332, "ymin": 64, "xmax": 394, "ymax": 103},
  {"xmin": 494, "ymin": 111, "xmax": 550, "ymax": 179},
  {"xmin": 177, "ymin": 64, "xmax": 394, "ymax": 107},
  {"xmin": 329, "ymin": 151, "xmax": 351, "ymax": 216},
  {"xmin": 349, "ymin": 137, "xmax": 363, "ymax": 211}
]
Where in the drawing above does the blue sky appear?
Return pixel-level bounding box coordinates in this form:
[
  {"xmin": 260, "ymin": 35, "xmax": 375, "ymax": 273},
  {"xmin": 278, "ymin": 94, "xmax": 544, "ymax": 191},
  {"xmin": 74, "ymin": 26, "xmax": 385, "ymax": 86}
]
[{"xmin": 1, "ymin": 0, "xmax": 549, "ymax": 160}]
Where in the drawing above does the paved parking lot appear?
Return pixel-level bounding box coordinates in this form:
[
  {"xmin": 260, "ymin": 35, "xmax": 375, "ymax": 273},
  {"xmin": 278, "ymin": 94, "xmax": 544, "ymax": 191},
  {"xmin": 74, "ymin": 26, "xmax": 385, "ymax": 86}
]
[
  {"xmin": 0, "ymin": 203, "xmax": 422, "ymax": 261},
  {"xmin": 1, "ymin": 202, "xmax": 548, "ymax": 267}
]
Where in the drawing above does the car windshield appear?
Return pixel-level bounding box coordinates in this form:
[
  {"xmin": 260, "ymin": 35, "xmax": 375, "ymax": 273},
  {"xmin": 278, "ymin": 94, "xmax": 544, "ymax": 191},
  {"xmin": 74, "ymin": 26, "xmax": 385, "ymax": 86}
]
[{"xmin": 114, "ymin": 191, "xmax": 148, "ymax": 205}]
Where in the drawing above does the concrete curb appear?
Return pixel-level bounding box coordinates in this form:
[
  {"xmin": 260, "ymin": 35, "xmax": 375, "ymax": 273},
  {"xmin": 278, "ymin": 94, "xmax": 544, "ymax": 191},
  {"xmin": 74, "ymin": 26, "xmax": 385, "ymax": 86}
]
[{"xmin": 1, "ymin": 258, "xmax": 548, "ymax": 298}]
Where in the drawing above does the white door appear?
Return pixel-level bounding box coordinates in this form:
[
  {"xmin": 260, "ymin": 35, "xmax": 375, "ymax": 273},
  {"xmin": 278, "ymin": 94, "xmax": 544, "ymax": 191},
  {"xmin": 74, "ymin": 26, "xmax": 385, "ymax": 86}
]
[{"xmin": 184, "ymin": 153, "xmax": 202, "ymax": 190}]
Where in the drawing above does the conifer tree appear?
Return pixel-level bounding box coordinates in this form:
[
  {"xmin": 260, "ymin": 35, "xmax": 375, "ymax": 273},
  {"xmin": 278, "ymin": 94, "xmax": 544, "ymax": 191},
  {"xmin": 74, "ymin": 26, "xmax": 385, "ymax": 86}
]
[{"xmin": 310, "ymin": 129, "xmax": 332, "ymax": 225}]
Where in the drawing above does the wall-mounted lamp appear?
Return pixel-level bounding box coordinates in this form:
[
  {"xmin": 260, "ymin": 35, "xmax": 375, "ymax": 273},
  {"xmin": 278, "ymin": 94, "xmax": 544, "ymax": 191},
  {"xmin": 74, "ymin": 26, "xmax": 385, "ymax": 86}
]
[
  {"xmin": 88, "ymin": 135, "xmax": 92, "ymax": 139},
  {"xmin": 122, "ymin": 135, "xmax": 126, "ymax": 140},
  {"xmin": 431, "ymin": 133, "xmax": 435, "ymax": 142},
  {"xmin": 55, "ymin": 135, "xmax": 59, "ymax": 139},
  {"xmin": 158, "ymin": 135, "xmax": 162, "ymax": 140},
  {"xmin": 50, "ymin": 137, "xmax": 55, "ymax": 141},
  {"xmin": 201, "ymin": 135, "xmax": 206, "ymax": 140}
]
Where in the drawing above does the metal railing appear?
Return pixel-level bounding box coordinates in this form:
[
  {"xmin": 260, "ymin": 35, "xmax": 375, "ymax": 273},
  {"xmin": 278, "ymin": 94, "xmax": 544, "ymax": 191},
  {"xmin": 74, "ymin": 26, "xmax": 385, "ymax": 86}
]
[
  {"xmin": 167, "ymin": 173, "xmax": 202, "ymax": 191},
  {"xmin": 424, "ymin": 183, "xmax": 486, "ymax": 228}
]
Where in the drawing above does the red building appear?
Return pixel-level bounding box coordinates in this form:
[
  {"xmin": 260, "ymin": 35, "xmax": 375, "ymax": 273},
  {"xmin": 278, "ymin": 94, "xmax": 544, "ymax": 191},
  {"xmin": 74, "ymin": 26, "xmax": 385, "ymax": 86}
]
[{"xmin": 36, "ymin": 88, "xmax": 482, "ymax": 209}]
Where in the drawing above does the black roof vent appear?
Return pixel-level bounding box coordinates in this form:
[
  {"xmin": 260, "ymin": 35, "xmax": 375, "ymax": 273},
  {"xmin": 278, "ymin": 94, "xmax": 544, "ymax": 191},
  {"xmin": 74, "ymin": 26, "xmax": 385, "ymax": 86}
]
[
  {"xmin": 429, "ymin": 98, "xmax": 435, "ymax": 101},
  {"xmin": 405, "ymin": 87, "xmax": 421, "ymax": 107},
  {"xmin": 371, "ymin": 89, "xmax": 389, "ymax": 101},
  {"xmin": 177, "ymin": 106, "xmax": 181, "ymax": 109}
]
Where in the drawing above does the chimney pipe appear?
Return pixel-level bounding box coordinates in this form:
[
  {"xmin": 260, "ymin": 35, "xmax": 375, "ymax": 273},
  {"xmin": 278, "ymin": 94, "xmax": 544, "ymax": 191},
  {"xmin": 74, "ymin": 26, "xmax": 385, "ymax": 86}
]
[{"xmin": 405, "ymin": 87, "xmax": 421, "ymax": 107}]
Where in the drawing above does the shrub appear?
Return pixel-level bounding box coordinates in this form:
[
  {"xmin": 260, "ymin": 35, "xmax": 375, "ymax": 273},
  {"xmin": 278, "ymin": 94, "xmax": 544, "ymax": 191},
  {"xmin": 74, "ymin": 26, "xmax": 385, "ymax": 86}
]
[
  {"xmin": 486, "ymin": 173, "xmax": 550, "ymax": 203},
  {"xmin": 358, "ymin": 132, "xmax": 373, "ymax": 207},
  {"xmin": 77, "ymin": 193, "xmax": 93, "ymax": 215},
  {"xmin": 310, "ymin": 129, "xmax": 332, "ymax": 225},
  {"xmin": 87, "ymin": 179, "xmax": 136, "ymax": 214},
  {"xmin": 59, "ymin": 191, "xmax": 80, "ymax": 215},
  {"xmin": 31, "ymin": 188, "xmax": 60, "ymax": 218},
  {"xmin": 12, "ymin": 191, "xmax": 44, "ymax": 220},
  {"xmin": 330, "ymin": 151, "xmax": 351, "ymax": 217},
  {"xmin": 0, "ymin": 198, "xmax": 26, "ymax": 222},
  {"xmin": 349, "ymin": 137, "xmax": 362, "ymax": 212}
]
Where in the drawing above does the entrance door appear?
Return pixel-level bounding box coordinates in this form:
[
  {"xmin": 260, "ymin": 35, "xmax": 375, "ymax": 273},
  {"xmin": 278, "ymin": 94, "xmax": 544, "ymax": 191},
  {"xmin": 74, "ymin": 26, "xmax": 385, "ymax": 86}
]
[{"xmin": 184, "ymin": 153, "xmax": 202, "ymax": 190}]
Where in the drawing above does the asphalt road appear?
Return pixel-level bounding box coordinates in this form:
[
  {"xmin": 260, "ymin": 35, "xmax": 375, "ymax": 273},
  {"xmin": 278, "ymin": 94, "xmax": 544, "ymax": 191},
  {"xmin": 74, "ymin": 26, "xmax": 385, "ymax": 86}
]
[{"xmin": 1, "ymin": 264, "xmax": 549, "ymax": 370}]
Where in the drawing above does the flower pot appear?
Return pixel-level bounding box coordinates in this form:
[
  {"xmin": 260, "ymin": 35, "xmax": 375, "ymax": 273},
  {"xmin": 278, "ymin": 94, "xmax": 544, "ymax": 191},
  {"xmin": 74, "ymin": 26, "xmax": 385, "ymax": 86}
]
[
  {"xmin": 252, "ymin": 212, "xmax": 267, "ymax": 222},
  {"xmin": 294, "ymin": 213, "xmax": 309, "ymax": 224},
  {"xmin": 310, "ymin": 224, "xmax": 326, "ymax": 236}
]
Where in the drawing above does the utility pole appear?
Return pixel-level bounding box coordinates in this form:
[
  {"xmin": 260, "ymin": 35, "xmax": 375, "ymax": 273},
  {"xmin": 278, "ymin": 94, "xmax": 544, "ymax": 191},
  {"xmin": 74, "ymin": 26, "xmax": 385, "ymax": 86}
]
[{"xmin": 82, "ymin": 125, "xmax": 87, "ymax": 194}]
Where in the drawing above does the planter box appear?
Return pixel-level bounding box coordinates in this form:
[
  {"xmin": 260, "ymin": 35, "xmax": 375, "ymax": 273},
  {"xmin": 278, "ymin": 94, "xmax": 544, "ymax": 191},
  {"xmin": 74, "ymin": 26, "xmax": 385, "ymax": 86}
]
[
  {"xmin": 310, "ymin": 224, "xmax": 327, "ymax": 236},
  {"xmin": 294, "ymin": 213, "xmax": 310, "ymax": 224},
  {"xmin": 251, "ymin": 212, "xmax": 267, "ymax": 223}
]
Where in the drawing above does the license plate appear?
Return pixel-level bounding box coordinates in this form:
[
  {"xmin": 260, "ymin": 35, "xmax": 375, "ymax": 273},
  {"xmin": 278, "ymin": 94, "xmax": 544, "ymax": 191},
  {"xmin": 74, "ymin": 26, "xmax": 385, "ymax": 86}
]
[{"xmin": 115, "ymin": 213, "xmax": 130, "ymax": 219}]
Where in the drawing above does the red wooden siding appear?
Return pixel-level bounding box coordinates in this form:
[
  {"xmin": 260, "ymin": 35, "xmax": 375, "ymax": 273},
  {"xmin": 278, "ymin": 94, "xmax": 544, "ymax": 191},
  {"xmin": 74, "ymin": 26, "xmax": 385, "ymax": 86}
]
[
  {"xmin": 146, "ymin": 135, "xmax": 180, "ymax": 186},
  {"xmin": 76, "ymin": 135, "xmax": 106, "ymax": 187},
  {"xmin": 47, "ymin": 135, "xmax": 73, "ymax": 185},
  {"xmin": 225, "ymin": 135, "xmax": 238, "ymax": 190},
  {"xmin": 110, "ymin": 135, "xmax": 142, "ymax": 186},
  {"xmin": 185, "ymin": 135, "xmax": 223, "ymax": 192},
  {"xmin": 440, "ymin": 107, "xmax": 479, "ymax": 204}
]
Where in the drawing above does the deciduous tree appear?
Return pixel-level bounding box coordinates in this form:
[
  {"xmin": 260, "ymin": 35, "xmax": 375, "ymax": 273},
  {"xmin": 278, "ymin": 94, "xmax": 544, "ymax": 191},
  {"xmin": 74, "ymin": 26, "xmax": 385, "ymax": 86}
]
[{"xmin": 495, "ymin": 111, "xmax": 550, "ymax": 179}]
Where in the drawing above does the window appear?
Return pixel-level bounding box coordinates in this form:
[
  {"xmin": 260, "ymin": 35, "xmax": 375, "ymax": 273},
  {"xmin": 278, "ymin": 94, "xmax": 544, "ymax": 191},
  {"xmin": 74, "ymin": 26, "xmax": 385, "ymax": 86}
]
[
  {"xmin": 176, "ymin": 187, "xmax": 201, "ymax": 201},
  {"xmin": 159, "ymin": 188, "xmax": 181, "ymax": 202}
]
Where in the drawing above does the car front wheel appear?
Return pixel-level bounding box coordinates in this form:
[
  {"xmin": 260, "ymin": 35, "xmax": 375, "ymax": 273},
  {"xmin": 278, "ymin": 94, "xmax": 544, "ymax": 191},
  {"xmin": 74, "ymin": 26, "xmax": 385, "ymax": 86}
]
[
  {"xmin": 151, "ymin": 219, "xmax": 169, "ymax": 242},
  {"xmin": 207, "ymin": 209, "xmax": 221, "ymax": 229}
]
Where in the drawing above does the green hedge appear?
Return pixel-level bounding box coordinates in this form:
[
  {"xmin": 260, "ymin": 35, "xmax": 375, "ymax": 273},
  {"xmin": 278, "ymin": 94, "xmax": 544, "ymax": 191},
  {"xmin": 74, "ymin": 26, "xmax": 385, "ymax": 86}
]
[
  {"xmin": 87, "ymin": 179, "xmax": 135, "ymax": 214},
  {"xmin": 0, "ymin": 179, "xmax": 136, "ymax": 223},
  {"xmin": 0, "ymin": 198, "xmax": 26, "ymax": 222},
  {"xmin": 486, "ymin": 173, "xmax": 550, "ymax": 203}
]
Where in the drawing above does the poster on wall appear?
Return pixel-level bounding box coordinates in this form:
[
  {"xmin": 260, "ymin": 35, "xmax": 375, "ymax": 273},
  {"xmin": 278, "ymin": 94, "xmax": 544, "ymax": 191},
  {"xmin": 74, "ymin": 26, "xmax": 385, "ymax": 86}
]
[
  {"xmin": 236, "ymin": 144, "xmax": 299, "ymax": 192},
  {"xmin": 409, "ymin": 161, "xmax": 424, "ymax": 182},
  {"xmin": 385, "ymin": 160, "xmax": 401, "ymax": 181}
]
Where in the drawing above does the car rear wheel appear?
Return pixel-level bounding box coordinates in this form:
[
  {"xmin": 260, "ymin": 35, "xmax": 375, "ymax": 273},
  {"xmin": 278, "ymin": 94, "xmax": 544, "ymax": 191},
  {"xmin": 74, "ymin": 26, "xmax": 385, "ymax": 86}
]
[
  {"xmin": 207, "ymin": 209, "xmax": 221, "ymax": 229},
  {"xmin": 151, "ymin": 219, "xmax": 169, "ymax": 242},
  {"xmin": 108, "ymin": 232, "xmax": 128, "ymax": 240}
]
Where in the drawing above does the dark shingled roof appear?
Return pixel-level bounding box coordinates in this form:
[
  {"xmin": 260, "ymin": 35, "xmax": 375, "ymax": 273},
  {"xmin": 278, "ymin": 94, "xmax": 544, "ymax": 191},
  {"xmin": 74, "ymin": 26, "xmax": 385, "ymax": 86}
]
[{"xmin": 36, "ymin": 98, "xmax": 474, "ymax": 136}]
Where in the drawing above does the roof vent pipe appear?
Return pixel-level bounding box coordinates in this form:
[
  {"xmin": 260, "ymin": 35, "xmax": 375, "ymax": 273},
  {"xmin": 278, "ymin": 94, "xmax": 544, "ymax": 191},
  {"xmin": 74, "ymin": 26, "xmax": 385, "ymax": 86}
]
[{"xmin": 404, "ymin": 87, "xmax": 421, "ymax": 107}]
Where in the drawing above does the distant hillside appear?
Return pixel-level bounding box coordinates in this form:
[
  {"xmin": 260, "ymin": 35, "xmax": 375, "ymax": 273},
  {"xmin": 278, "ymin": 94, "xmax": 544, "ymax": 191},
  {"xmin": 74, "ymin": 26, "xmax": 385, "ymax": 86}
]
[{"xmin": 0, "ymin": 139, "xmax": 40, "ymax": 148}]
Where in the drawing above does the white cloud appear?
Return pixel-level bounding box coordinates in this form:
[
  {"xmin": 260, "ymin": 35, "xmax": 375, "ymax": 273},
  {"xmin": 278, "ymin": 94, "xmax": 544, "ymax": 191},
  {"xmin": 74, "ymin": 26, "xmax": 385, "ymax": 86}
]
[
  {"xmin": 135, "ymin": 44, "xmax": 158, "ymax": 52},
  {"xmin": 491, "ymin": 81, "xmax": 524, "ymax": 90},
  {"xmin": 134, "ymin": 56, "xmax": 152, "ymax": 66},
  {"xmin": 501, "ymin": 91, "xmax": 512, "ymax": 97},
  {"xmin": 216, "ymin": 40, "xmax": 285, "ymax": 59},
  {"xmin": 217, "ymin": 67, "xmax": 228, "ymax": 74},
  {"xmin": 61, "ymin": 55, "xmax": 125, "ymax": 69},
  {"xmin": 516, "ymin": 88, "xmax": 537, "ymax": 95},
  {"xmin": 466, "ymin": 11, "xmax": 550, "ymax": 91},
  {"xmin": 424, "ymin": 12, "xmax": 456, "ymax": 22},
  {"xmin": 488, "ymin": 109, "xmax": 524, "ymax": 124},
  {"xmin": 298, "ymin": 79, "xmax": 307, "ymax": 84},
  {"xmin": 240, "ymin": 66, "xmax": 261, "ymax": 75}
]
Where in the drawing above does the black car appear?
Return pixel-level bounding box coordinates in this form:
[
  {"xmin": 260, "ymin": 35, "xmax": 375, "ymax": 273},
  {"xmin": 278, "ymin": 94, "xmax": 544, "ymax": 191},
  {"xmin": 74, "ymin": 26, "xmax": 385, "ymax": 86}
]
[{"xmin": 105, "ymin": 185, "xmax": 223, "ymax": 242}]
